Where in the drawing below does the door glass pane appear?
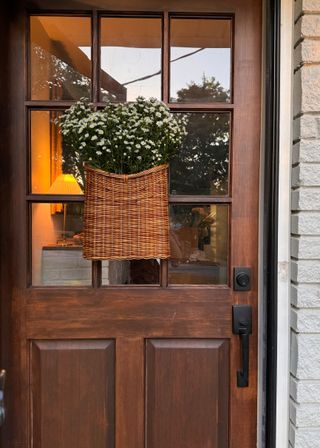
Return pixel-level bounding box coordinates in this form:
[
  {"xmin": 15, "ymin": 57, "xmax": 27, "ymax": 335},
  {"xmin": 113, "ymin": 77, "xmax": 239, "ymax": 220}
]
[
  {"xmin": 31, "ymin": 202, "xmax": 160, "ymax": 286},
  {"xmin": 170, "ymin": 113, "xmax": 230, "ymax": 196},
  {"xmin": 30, "ymin": 111, "xmax": 85, "ymax": 194},
  {"xmin": 169, "ymin": 205, "xmax": 229, "ymax": 284},
  {"xmin": 30, "ymin": 16, "xmax": 91, "ymax": 100},
  {"xmin": 100, "ymin": 17, "xmax": 162, "ymax": 102},
  {"xmin": 170, "ymin": 18, "xmax": 231, "ymax": 103},
  {"xmin": 102, "ymin": 259, "xmax": 160, "ymax": 285},
  {"xmin": 32, "ymin": 202, "xmax": 93, "ymax": 286}
]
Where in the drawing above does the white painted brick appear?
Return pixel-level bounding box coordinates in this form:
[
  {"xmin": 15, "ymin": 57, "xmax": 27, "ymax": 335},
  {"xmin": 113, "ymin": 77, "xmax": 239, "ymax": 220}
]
[
  {"xmin": 292, "ymin": 260, "xmax": 320, "ymax": 282},
  {"xmin": 292, "ymin": 212, "xmax": 320, "ymax": 235},
  {"xmin": 301, "ymin": 15, "xmax": 320, "ymax": 38},
  {"xmin": 292, "ymin": 284, "xmax": 320, "ymax": 307},
  {"xmin": 291, "ymin": 308, "xmax": 320, "ymax": 332},
  {"xmin": 291, "ymin": 236, "xmax": 320, "ymax": 259},
  {"xmin": 290, "ymin": 400, "xmax": 320, "ymax": 427},
  {"xmin": 295, "ymin": 40, "xmax": 320, "ymax": 67},
  {"xmin": 291, "ymin": 332, "xmax": 320, "ymax": 378},
  {"xmin": 302, "ymin": 41, "xmax": 320, "ymax": 64},
  {"xmin": 292, "ymin": 6, "xmax": 320, "ymax": 447},
  {"xmin": 290, "ymin": 425, "xmax": 320, "ymax": 448},
  {"xmin": 291, "ymin": 376, "xmax": 320, "ymax": 403},
  {"xmin": 294, "ymin": 65, "xmax": 320, "ymax": 115},
  {"xmin": 292, "ymin": 164, "xmax": 320, "ymax": 187},
  {"xmin": 292, "ymin": 188, "xmax": 320, "ymax": 210},
  {"xmin": 302, "ymin": 0, "xmax": 320, "ymax": 11},
  {"xmin": 293, "ymin": 115, "xmax": 320, "ymax": 140},
  {"xmin": 295, "ymin": 0, "xmax": 320, "ymax": 19},
  {"xmin": 295, "ymin": 15, "xmax": 320, "ymax": 43},
  {"xmin": 292, "ymin": 140, "xmax": 320, "ymax": 164}
]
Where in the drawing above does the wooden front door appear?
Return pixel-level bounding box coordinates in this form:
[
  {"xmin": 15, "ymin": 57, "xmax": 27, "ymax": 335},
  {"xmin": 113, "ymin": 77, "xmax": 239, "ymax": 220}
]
[{"xmin": 1, "ymin": 0, "xmax": 262, "ymax": 447}]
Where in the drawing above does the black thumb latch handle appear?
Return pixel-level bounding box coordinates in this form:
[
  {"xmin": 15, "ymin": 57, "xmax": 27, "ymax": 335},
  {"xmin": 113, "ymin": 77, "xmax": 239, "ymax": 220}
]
[
  {"xmin": 237, "ymin": 331, "xmax": 249, "ymax": 387},
  {"xmin": 232, "ymin": 305, "xmax": 252, "ymax": 388}
]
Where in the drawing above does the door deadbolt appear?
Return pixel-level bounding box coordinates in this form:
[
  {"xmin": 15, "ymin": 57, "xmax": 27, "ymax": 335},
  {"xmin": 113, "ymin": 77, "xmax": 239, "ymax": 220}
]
[
  {"xmin": 233, "ymin": 268, "xmax": 252, "ymax": 291},
  {"xmin": 237, "ymin": 273, "xmax": 250, "ymax": 287}
]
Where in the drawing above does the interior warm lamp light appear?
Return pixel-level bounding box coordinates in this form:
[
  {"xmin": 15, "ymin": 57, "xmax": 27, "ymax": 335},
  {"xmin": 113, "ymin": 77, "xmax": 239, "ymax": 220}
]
[
  {"xmin": 48, "ymin": 174, "xmax": 83, "ymax": 195},
  {"xmin": 48, "ymin": 174, "xmax": 83, "ymax": 244}
]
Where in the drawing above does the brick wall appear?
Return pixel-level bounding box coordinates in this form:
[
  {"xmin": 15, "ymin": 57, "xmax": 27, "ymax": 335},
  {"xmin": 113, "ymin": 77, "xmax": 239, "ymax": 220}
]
[{"xmin": 290, "ymin": 1, "xmax": 320, "ymax": 447}]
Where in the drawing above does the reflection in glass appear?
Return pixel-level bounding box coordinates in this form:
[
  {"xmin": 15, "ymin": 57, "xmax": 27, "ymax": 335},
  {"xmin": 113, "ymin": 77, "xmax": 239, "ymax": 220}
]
[
  {"xmin": 102, "ymin": 259, "xmax": 160, "ymax": 285},
  {"xmin": 32, "ymin": 203, "xmax": 91, "ymax": 285},
  {"xmin": 100, "ymin": 18, "xmax": 162, "ymax": 102},
  {"xmin": 31, "ymin": 200, "xmax": 160, "ymax": 286},
  {"xmin": 170, "ymin": 113, "xmax": 230, "ymax": 195},
  {"xmin": 30, "ymin": 16, "xmax": 91, "ymax": 100},
  {"xmin": 169, "ymin": 205, "xmax": 229, "ymax": 284},
  {"xmin": 31, "ymin": 110, "xmax": 61, "ymax": 193},
  {"xmin": 32, "ymin": 203, "xmax": 124, "ymax": 286},
  {"xmin": 31, "ymin": 111, "xmax": 86, "ymax": 193},
  {"xmin": 170, "ymin": 18, "xmax": 231, "ymax": 103}
]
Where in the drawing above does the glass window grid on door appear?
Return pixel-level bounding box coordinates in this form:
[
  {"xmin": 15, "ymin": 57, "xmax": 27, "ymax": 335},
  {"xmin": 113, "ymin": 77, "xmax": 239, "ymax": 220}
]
[{"xmin": 27, "ymin": 12, "xmax": 233, "ymax": 287}]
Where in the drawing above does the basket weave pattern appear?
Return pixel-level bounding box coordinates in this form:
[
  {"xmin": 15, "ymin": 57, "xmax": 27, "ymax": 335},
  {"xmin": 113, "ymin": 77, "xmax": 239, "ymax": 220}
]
[{"xmin": 83, "ymin": 164, "xmax": 170, "ymax": 260}]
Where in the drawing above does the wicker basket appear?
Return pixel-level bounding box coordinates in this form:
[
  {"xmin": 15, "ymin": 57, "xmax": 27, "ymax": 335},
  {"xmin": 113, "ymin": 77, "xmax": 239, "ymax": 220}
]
[{"xmin": 83, "ymin": 164, "xmax": 170, "ymax": 260}]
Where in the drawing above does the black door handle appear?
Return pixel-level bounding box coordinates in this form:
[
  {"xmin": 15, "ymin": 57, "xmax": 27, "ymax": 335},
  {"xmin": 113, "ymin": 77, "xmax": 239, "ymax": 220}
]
[
  {"xmin": 232, "ymin": 305, "xmax": 252, "ymax": 388},
  {"xmin": 237, "ymin": 330, "xmax": 250, "ymax": 387},
  {"xmin": 0, "ymin": 370, "xmax": 6, "ymax": 426}
]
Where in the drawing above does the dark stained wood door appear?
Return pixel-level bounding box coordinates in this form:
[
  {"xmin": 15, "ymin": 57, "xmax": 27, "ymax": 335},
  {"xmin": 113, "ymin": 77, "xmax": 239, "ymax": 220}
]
[{"xmin": 0, "ymin": 0, "xmax": 262, "ymax": 447}]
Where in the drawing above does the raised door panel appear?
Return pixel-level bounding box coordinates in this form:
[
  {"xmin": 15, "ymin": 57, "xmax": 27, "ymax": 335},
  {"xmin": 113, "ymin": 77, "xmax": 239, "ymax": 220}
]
[
  {"xmin": 146, "ymin": 339, "xmax": 229, "ymax": 448},
  {"xmin": 30, "ymin": 340, "xmax": 115, "ymax": 448}
]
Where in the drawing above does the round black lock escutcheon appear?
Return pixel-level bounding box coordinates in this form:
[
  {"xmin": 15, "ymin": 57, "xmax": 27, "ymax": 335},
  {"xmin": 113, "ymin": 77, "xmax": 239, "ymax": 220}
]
[{"xmin": 236, "ymin": 272, "xmax": 250, "ymax": 288}]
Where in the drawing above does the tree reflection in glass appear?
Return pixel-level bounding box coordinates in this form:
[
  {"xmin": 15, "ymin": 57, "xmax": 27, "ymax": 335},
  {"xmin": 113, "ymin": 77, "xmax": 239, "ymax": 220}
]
[
  {"xmin": 170, "ymin": 80, "xmax": 230, "ymax": 196},
  {"xmin": 170, "ymin": 18, "xmax": 231, "ymax": 103}
]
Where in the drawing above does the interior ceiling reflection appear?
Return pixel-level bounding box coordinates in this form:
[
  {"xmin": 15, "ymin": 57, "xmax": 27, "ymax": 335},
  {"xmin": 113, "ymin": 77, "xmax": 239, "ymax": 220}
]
[{"xmin": 32, "ymin": 16, "xmax": 231, "ymax": 48}]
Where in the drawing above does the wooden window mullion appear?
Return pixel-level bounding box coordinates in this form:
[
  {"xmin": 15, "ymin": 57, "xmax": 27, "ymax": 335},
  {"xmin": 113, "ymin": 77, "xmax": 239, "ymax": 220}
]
[
  {"xmin": 162, "ymin": 11, "xmax": 170, "ymax": 104},
  {"xmin": 91, "ymin": 10, "xmax": 103, "ymax": 287},
  {"xmin": 92, "ymin": 10, "xmax": 100, "ymax": 104}
]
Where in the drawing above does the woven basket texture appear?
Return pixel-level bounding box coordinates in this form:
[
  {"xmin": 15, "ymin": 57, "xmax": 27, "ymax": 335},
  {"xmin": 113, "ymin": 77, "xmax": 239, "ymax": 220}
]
[{"xmin": 83, "ymin": 164, "xmax": 170, "ymax": 260}]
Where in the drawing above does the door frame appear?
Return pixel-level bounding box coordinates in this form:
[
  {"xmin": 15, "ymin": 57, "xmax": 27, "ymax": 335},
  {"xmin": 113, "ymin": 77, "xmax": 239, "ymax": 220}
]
[
  {"xmin": 263, "ymin": 0, "xmax": 293, "ymax": 447},
  {"xmin": 0, "ymin": 0, "xmax": 292, "ymax": 447}
]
